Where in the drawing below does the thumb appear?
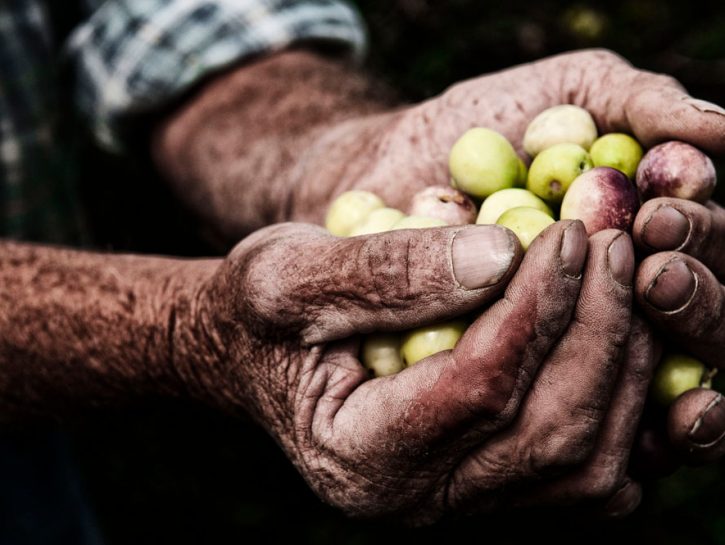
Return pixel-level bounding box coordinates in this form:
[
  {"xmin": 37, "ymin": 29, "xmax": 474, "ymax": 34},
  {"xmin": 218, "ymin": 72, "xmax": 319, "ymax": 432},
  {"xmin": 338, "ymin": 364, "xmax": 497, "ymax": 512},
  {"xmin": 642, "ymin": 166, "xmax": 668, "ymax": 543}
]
[
  {"xmin": 584, "ymin": 52, "xmax": 725, "ymax": 154},
  {"xmin": 553, "ymin": 50, "xmax": 725, "ymax": 155},
  {"xmin": 233, "ymin": 222, "xmax": 522, "ymax": 344},
  {"xmin": 624, "ymin": 79, "xmax": 725, "ymax": 155}
]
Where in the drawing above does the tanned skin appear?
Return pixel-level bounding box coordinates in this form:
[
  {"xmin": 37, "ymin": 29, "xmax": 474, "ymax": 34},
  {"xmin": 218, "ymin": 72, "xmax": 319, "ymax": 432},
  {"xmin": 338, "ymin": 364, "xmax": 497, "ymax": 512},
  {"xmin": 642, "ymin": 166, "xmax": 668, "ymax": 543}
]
[{"xmin": 1, "ymin": 48, "xmax": 724, "ymax": 522}]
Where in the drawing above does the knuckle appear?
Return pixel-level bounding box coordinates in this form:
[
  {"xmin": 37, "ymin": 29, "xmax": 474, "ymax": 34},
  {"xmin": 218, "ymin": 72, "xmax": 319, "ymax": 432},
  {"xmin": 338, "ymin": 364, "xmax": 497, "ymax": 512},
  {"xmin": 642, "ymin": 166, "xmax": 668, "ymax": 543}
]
[
  {"xmin": 529, "ymin": 419, "xmax": 599, "ymax": 472},
  {"xmin": 241, "ymin": 236, "xmax": 308, "ymax": 330},
  {"xmin": 440, "ymin": 80, "xmax": 475, "ymax": 109},
  {"xmin": 578, "ymin": 308, "xmax": 630, "ymax": 342},
  {"xmin": 626, "ymin": 352, "xmax": 657, "ymax": 384},
  {"xmin": 564, "ymin": 49, "xmax": 628, "ymax": 83},
  {"xmin": 485, "ymin": 363, "xmax": 535, "ymax": 426},
  {"xmin": 624, "ymin": 323, "xmax": 658, "ymax": 381},
  {"xmin": 582, "ymin": 470, "xmax": 623, "ymax": 500},
  {"xmin": 360, "ymin": 232, "xmax": 448, "ymax": 307},
  {"xmin": 568, "ymin": 320, "xmax": 630, "ymax": 371},
  {"xmin": 365, "ymin": 238, "xmax": 414, "ymax": 305},
  {"xmin": 228, "ymin": 222, "xmax": 302, "ymax": 261},
  {"xmin": 585, "ymin": 48, "xmax": 627, "ymax": 65},
  {"xmin": 630, "ymin": 70, "xmax": 682, "ymax": 92},
  {"xmin": 650, "ymin": 72, "xmax": 682, "ymax": 89},
  {"xmin": 486, "ymin": 395, "xmax": 518, "ymax": 426},
  {"xmin": 447, "ymin": 450, "xmax": 511, "ymax": 510},
  {"xmin": 473, "ymin": 385, "xmax": 518, "ymax": 427}
]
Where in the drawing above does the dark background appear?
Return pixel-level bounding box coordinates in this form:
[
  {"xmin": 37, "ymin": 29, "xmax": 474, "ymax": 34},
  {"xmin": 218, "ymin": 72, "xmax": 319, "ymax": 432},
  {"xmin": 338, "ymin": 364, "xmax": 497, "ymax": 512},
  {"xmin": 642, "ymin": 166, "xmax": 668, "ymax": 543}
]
[{"xmin": 67, "ymin": 1, "xmax": 725, "ymax": 543}]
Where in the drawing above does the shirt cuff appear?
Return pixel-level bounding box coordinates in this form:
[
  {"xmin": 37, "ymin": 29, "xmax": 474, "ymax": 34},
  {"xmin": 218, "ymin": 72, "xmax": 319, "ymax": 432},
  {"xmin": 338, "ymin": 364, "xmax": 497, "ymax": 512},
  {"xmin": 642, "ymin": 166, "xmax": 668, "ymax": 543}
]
[{"xmin": 67, "ymin": 0, "xmax": 367, "ymax": 150}]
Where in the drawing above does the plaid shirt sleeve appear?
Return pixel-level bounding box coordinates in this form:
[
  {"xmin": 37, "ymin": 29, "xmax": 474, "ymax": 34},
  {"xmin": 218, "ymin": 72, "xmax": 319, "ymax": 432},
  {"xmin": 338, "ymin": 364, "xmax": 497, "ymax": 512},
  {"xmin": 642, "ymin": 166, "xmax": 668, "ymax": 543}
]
[
  {"xmin": 0, "ymin": 1, "xmax": 90, "ymax": 244},
  {"xmin": 67, "ymin": 0, "xmax": 367, "ymax": 150}
]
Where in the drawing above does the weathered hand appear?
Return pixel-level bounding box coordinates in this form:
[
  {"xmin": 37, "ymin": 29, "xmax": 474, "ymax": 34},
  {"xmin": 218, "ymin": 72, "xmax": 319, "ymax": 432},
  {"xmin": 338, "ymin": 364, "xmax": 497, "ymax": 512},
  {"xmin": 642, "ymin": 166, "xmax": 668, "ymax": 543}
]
[
  {"xmin": 152, "ymin": 47, "xmax": 721, "ymax": 515},
  {"xmin": 500, "ymin": 315, "xmax": 658, "ymax": 518},
  {"xmin": 154, "ymin": 49, "xmax": 724, "ymax": 240},
  {"xmin": 632, "ymin": 198, "xmax": 725, "ymax": 466},
  {"xmin": 290, "ymin": 49, "xmax": 725, "ymax": 224},
  {"xmin": 172, "ymin": 220, "xmax": 656, "ymax": 522}
]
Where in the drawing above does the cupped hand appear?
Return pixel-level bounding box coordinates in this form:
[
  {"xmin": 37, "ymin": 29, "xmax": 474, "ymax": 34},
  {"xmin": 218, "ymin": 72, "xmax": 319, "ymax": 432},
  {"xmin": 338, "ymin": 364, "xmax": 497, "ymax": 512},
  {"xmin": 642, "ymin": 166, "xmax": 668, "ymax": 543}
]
[
  {"xmin": 293, "ymin": 49, "xmax": 725, "ymax": 223},
  {"xmin": 632, "ymin": 198, "xmax": 725, "ymax": 466},
  {"xmin": 173, "ymin": 220, "xmax": 659, "ymax": 522}
]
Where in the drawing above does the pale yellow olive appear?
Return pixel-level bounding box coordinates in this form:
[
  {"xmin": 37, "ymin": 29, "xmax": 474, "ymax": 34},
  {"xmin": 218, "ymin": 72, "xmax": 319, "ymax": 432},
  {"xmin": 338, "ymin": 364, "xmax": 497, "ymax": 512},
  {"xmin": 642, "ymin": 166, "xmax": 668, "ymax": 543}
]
[
  {"xmin": 589, "ymin": 133, "xmax": 643, "ymax": 179},
  {"xmin": 477, "ymin": 188, "xmax": 553, "ymax": 225},
  {"xmin": 362, "ymin": 333, "xmax": 405, "ymax": 377},
  {"xmin": 448, "ymin": 128, "xmax": 520, "ymax": 199},
  {"xmin": 526, "ymin": 143, "xmax": 593, "ymax": 204},
  {"xmin": 652, "ymin": 353, "xmax": 713, "ymax": 406},
  {"xmin": 349, "ymin": 207, "xmax": 406, "ymax": 236},
  {"xmin": 325, "ymin": 190, "xmax": 385, "ymax": 236},
  {"xmin": 496, "ymin": 206, "xmax": 555, "ymax": 251},
  {"xmin": 523, "ymin": 104, "xmax": 598, "ymax": 157},
  {"xmin": 400, "ymin": 320, "xmax": 467, "ymax": 367}
]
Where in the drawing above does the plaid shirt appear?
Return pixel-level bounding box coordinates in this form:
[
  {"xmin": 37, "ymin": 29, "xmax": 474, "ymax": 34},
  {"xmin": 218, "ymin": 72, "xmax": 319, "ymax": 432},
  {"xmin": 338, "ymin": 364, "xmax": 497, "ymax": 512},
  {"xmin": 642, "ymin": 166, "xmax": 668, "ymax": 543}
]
[{"xmin": 0, "ymin": 0, "xmax": 366, "ymax": 244}]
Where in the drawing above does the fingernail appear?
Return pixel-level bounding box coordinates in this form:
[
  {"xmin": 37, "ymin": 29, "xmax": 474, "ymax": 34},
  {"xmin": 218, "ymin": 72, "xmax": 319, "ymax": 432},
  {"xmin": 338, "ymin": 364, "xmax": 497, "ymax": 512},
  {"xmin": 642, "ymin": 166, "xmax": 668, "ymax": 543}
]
[
  {"xmin": 604, "ymin": 481, "xmax": 642, "ymax": 519},
  {"xmin": 452, "ymin": 226, "xmax": 516, "ymax": 289},
  {"xmin": 560, "ymin": 222, "xmax": 587, "ymax": 277},
  {"xmin": 689, "ymin": 393, "xmax": 725, "ymax": 446},
  {"xmin": 608, "ymin": 234, "xmax": 634, "ymax": 286},
  {"xmin": 645, "ymin": 259, "xmax": 696, "ymax": 311},
  {"xmin": 642, "ymin": 207, "xmax": 690, "ymax": 250},
  {"xmin": 684, "ymin": 97, "xmax": 725, "ymax": 116}
]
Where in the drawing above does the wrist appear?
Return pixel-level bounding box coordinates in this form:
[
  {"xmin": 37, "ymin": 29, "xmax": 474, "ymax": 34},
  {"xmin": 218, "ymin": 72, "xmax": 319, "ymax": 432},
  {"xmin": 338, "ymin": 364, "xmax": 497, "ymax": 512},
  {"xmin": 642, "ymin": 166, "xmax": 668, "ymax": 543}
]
[
  {"xmin": 0, "ymin": 242, "xmax": 224, "ymax": 415},
  {"xmin": 169, "ymin": 252, "xmax": 283, "ymax": 420},
  {"xmin": 152, "ymin": 48, "xmax": 396, "ymax": 240}
]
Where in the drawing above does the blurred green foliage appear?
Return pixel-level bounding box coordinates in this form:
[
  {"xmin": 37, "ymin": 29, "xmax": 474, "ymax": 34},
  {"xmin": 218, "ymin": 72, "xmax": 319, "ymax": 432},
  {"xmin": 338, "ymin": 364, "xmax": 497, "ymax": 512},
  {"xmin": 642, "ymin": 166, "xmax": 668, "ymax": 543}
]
[
  {"xmin": 71, "ymin": 1, "xmax": 725, "ymax": 544},
  {"xmin": 351, "ymin": 0, "xmax": 725, "ymax": 101}
]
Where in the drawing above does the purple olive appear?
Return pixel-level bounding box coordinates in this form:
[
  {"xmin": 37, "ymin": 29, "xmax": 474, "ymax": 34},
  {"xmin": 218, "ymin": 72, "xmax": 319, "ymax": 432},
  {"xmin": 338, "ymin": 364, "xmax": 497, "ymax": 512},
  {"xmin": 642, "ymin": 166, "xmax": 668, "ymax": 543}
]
[
  {"xmin": 560, "ymin": 167, "xmax": 640, "ymax": 235},
  {"xmin": 636, "ymin": 141, "xmax": 716, "ymax": 204}
]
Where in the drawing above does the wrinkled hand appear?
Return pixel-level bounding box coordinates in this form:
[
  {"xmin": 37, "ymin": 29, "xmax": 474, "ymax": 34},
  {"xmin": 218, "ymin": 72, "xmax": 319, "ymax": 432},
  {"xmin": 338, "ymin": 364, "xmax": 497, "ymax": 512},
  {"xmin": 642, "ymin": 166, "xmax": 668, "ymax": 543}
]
[
  {"xmin": 291, "ymin": 48, "xmax": 725, "ymax": 474},
  {"xmin": 175, "ymin": 220, "xmax": 659, "ymax": 522},
  {"xmin": 293, "ymin": 48, "xmax": 725, "ymax": 223},
  {"xmin": 157, "ymin": 47, "xmax": 722, "ymax": 518},
  {"xmin": 631, "ymin": 198, "xmax": 725, "ymax": 467}
]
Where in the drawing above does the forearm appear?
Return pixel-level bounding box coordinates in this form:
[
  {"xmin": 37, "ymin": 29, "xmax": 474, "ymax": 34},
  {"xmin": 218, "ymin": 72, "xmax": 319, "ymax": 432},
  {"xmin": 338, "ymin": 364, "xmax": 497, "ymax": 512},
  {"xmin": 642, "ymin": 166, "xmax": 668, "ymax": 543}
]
[
  {"xmin": 152, "ymin": 48, "xmax": 398, "ymax": 240},
  {"xmin": 0, "ymin": 241, "xmax": 219, "ymax": 417}
]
